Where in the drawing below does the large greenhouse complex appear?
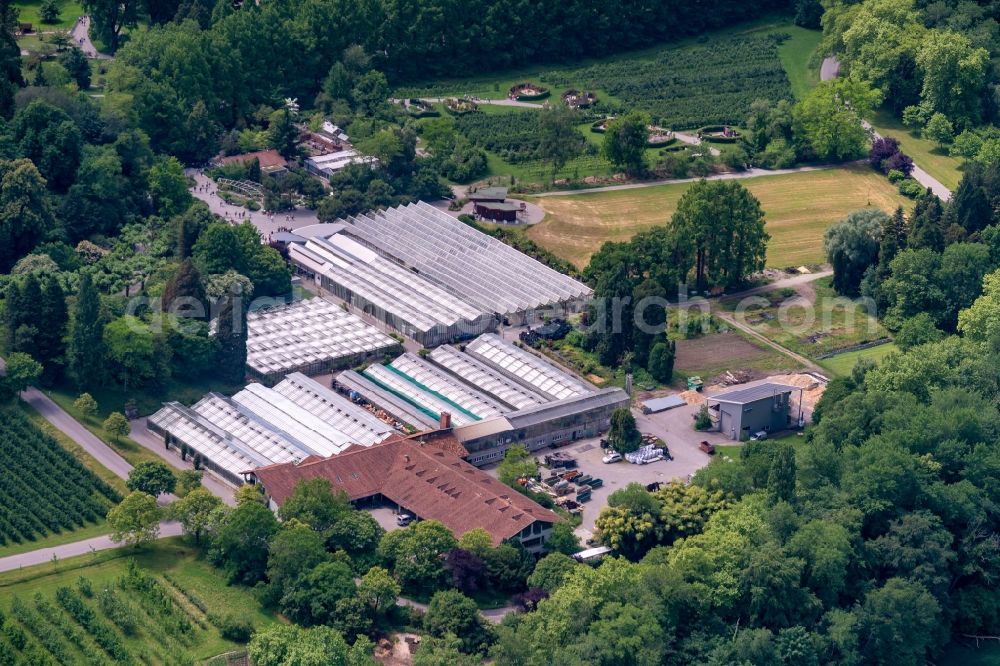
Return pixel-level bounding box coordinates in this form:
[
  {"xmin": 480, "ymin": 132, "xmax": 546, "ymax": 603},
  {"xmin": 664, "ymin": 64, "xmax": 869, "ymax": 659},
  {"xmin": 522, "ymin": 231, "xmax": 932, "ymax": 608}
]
[
  {"xmin": 246, "ymin": 298, "xmax": 400, "ymax": 384},
  {"xmin": 149, "ymin": 332, "xmax": 629, "ymax": 476},
  {"xmin": 288, "ymin": 202, "xmax": 592, "ymax": 345},
  {"xmin": 335, "ymin": 333, "xmax": 630, "ymax": 466},
  {"xmin": 147, "ymin": 372, "xmax": 395, "ymax": 483}
]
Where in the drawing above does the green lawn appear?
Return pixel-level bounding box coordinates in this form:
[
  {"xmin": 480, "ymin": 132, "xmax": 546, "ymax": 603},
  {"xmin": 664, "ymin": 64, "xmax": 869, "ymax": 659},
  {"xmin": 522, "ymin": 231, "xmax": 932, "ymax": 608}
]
[
  {"xmin": 527, "ymin": 164, "xmax": 910, "ymax": 268},
  {"xmin": 14, "ymin": 0, "xmax": 83, "ymax": 30},
  {"xmin": 0, "ymin": 538, "xmax": 275, "ymax": 663},
  {"xmin": 870, "ymin": 109, "xmax": 964, "ymax": 191},
  {"xmin": 777, "ymin": 25, "xmax": 822, "ymax": 99},
  {"xmin": 0, "ymin": 520, "xmax": 110, "ymax": 558},
  {"xmin": 819, "ymin": 342, "xmax": 899, "ymax": 377}
]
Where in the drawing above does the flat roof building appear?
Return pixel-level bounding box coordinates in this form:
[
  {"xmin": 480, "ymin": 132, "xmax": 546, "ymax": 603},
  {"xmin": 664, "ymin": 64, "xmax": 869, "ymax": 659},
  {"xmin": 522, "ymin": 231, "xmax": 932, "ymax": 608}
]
[
  {"xmin": 246, "ymin": 298, "xmax": 400, "ymax": 384},
  {"xmin": 304, "ymin": 150, "xmax": 375, "ymax": 177},
  {"xmin": 706, "ymin": 382, "xmax": 802, "ymax": 440}
]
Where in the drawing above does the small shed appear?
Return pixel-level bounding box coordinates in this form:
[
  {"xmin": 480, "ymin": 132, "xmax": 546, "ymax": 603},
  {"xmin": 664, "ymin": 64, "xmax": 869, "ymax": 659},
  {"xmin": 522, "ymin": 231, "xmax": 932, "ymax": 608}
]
[
  {"xmin": 468, "ymin": 186, "xmax": 508, "ymax": 203},
  {"xmin": 474, "ymin": 200, "xmax": 520, "ymax": 223},
  {"xmin": 640, "ymin": 395, "xmax": 686, "ymax": 414},
  {"xmin": 707, "ymin": 382, "xmax": 801, "ymax": 440}
]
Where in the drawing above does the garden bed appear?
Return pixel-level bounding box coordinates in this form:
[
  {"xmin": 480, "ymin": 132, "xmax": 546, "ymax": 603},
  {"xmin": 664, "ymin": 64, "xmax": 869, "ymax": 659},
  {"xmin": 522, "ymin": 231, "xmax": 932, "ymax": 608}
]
[
  {"xmin": 444, "ymin": 97, "xmax": 479, "ymax": 115},
  {"xmin": 563, "ymin": 89, "xmax": 596, "ymax": 108},
  {"xmin": 509, "ymin": 82, "xmax": 550, "ymax": 101},
  {"xmin": 699, "ymin": 125, "xmax": 742, "ymax": 143}
]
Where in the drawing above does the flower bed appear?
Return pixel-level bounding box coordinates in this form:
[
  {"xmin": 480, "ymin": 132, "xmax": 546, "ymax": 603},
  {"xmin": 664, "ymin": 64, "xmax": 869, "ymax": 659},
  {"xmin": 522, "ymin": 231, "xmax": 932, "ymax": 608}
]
[
  {"xmin": 699, "ymin": 125, "xmax": 741, "ymax": 143},
  {"xmin": 563, "ymin": 89, "xmax": 597, "ymax": 108},
  {"xmin": 509, "ymin": 82, "xmax": 550, "ymax": 101},
  {"xmin": 444, "ymin": 97, "xmax": 479, "ymax": 115}
]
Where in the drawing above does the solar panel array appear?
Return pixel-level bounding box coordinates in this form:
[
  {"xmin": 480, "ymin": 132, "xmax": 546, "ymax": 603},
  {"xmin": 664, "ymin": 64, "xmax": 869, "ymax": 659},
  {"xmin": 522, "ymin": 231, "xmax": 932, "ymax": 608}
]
[
  {"xmin": 247, "ymin": 299, "xmax": 397, "ymax": 378},
  {"xmin": 342, "ymin": 201, "xmax": 591, "ymax": 315},
  {"xmin": 147, "ymin": 374, "xmax": 396, "ymax": 480}
]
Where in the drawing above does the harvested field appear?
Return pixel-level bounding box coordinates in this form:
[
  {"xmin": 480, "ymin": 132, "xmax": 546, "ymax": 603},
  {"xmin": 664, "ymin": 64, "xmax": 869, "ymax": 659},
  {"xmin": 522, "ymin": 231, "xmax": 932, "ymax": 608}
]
[{"xmin": 526, "ymin": 164, "xmax": 909, "ymax": 268}]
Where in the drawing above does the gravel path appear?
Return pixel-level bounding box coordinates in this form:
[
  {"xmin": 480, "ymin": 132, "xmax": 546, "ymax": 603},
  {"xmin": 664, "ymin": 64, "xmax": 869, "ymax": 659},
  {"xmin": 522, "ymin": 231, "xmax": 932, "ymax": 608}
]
[{"xmin": 820, "ymin": 57, "xmax": 951, "ymax": 200}]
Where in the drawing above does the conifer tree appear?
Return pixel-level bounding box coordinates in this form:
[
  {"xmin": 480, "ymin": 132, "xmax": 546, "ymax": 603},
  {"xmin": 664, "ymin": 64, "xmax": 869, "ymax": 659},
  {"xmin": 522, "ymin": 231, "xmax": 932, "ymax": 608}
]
[
  {"xmin": 68, "ymin": 273, "xmax": 105, "ymax": 386},
  {"xmin": 215, "ymin": 287, "xmax": 247, "ymax": 384}
]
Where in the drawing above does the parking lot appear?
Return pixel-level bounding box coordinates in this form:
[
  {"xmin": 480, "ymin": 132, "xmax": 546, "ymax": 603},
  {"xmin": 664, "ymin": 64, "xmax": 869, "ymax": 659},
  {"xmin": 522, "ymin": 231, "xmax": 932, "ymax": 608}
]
[{"xmin": 477, "ymin": 400, "xmax": 735, "ymax": 542}]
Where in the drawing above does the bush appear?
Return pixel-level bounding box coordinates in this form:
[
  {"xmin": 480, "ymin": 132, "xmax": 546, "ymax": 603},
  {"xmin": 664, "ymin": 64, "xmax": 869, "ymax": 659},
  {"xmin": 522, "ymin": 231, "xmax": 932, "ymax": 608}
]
[
  {"xmin": 886, "ymin": 169, "xmax": 905, "ymax": 183},
  {"xmin": 897, "ymin": 178, "xmax": 923, "ymax": 198},
  {"xmin": 694, "ymin": 405, "xmax": 712, "ymax": 430},
  {"xmin": 211, "ymin": 613, "xmax": 254, "ymax": 643}
]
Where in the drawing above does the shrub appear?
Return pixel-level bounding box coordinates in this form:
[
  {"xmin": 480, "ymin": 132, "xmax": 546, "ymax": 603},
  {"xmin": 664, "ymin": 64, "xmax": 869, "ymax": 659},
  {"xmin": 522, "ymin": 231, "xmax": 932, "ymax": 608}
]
[
  {"xmin": 897, "ymin": 178, "xmax": 924, "ymax": 198},
  {"xmin": 694, "ymin": 405, "xmax": 712, "ymax": 430},
  {"xmin": 886, "ymin": 169, "xmax": 905, "ymax": 183},
  {"xmin": 210, "ymin": 613, "xmax": 254, "ymax": 643}
]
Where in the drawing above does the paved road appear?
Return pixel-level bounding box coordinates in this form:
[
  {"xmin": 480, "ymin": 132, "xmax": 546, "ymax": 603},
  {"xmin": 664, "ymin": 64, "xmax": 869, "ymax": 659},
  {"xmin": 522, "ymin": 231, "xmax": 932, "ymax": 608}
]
[
  {"xmin": 820, "ymin": 56, "xmax": 840, "ymax": 81},
  {"xmin": 533, "ymin": 163, "xmax": 842, "ymax": 197},
  {"xmin": 22, "ymin": 387, "xmax": 134, "ymax": 480},
  {"xmin": 820, "ymin": 56, "xmax": 951, "ymax": 200},
  {"xmin": 0, "ymin": 522, "xmax": 183, "ymax": 573},
  {"xmin": 70, "ymin": 16, "xmax": 111, "ymax": 59}
]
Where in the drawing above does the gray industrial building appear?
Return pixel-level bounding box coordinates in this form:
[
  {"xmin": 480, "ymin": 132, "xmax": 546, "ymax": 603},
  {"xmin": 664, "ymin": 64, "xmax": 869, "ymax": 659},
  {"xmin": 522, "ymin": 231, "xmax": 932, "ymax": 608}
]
[{"xmin": 706, "ymin": 382, "xmax": 802, "ymax": 440}]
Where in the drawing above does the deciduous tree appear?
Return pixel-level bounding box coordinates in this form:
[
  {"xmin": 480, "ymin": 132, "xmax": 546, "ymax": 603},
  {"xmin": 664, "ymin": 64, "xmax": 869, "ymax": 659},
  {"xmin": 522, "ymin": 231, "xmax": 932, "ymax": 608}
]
[
  {"xmin": 126, "ymin": 460, "xmax": 176, "ymax": 496},
  {"xmin": 107, "ymin": 491, "xmax": 161, "ymax": 547}
]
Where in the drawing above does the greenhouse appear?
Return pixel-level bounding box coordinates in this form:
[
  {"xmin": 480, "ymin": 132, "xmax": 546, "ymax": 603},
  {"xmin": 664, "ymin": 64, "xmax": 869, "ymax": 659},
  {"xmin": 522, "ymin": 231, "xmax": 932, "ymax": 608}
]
[
  {"xmin": 428, "ymin": 345, "xmax": 548, "ymax": 410},
  {"xmin": 288, "ymin": 231, "xmax": 494, "ymax": 346},
  {"xmin": 147, "ymin": 374, "xmax": 395, "ymax": 483},
  {"xmin": 246, "ymin": 298, "xmax": 399, "ymax": 384},
  {"xmin": 464, "ymin": 334, "xmax": 593, "ymax": 401},
  {"xmin": 288, "ymin": 202, "xmax": 591, "ymax": 344}
]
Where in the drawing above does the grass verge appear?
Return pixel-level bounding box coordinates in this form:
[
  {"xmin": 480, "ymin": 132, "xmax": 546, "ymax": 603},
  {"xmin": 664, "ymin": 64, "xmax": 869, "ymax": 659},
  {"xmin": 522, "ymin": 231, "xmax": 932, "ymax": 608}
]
[
  {"xmin": 818, "ymin": 342, "xmax": 899, "ymax": 377},
  {"xmin": 869, "ymin": 109, "xmax": 963, "ymax": 191}
]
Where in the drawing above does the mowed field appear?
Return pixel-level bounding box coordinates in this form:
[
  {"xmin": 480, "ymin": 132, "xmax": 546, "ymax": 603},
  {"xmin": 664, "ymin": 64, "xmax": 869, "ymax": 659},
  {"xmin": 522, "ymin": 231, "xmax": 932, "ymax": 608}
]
[{"xmin": 525, "ymin": 164, "xmax": 909, "ymax": 268}]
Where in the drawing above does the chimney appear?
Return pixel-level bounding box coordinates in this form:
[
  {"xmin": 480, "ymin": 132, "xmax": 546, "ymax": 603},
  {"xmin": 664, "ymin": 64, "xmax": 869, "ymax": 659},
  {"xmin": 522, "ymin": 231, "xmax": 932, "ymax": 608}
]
[{"xmin": 439, "ymin": 412, "xmax": 452, "ymax": 429}]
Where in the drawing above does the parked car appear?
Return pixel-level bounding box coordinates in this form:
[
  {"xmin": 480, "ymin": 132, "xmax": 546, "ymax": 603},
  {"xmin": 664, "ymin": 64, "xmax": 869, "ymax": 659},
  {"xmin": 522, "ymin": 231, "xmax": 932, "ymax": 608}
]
[
  {"xmin": 750, "ymin": 430, "xmax": 768, "ymax": 441},
  {"xmin": 602, "ymin": 451, "xmax": 622, "ymax": 464},
  {"xmin": 396, "ymin": 513, "xmax": 414, "ymax": 527}
]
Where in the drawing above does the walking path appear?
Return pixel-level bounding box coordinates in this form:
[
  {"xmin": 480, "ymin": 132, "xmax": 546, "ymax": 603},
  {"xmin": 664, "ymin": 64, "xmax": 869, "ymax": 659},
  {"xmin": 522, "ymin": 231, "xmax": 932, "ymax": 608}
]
[
  {"xmin": 70, "ymin": 16, "xmax": 111, "ymax": 59},
  {"xmin": 188, "ymin": 170, "xmax": 320, "ymax": 237},
  {"xmin": 707, "ymin": 271, "xmax": 835, "ymax": 373},
  {"xmin": 417, "ymin": 96, "xmax": 545, "ymax": 109},
  {"xmin": 533, "ymin": 163, "xmax": 841, "ymax": 197},
  {"xmin": 0, "ymin": 522, "xmax": 183, "ymax": 573},
  {"xmin": 820, "ymin": 56, "xmax": 951, "ymax": 200}
]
